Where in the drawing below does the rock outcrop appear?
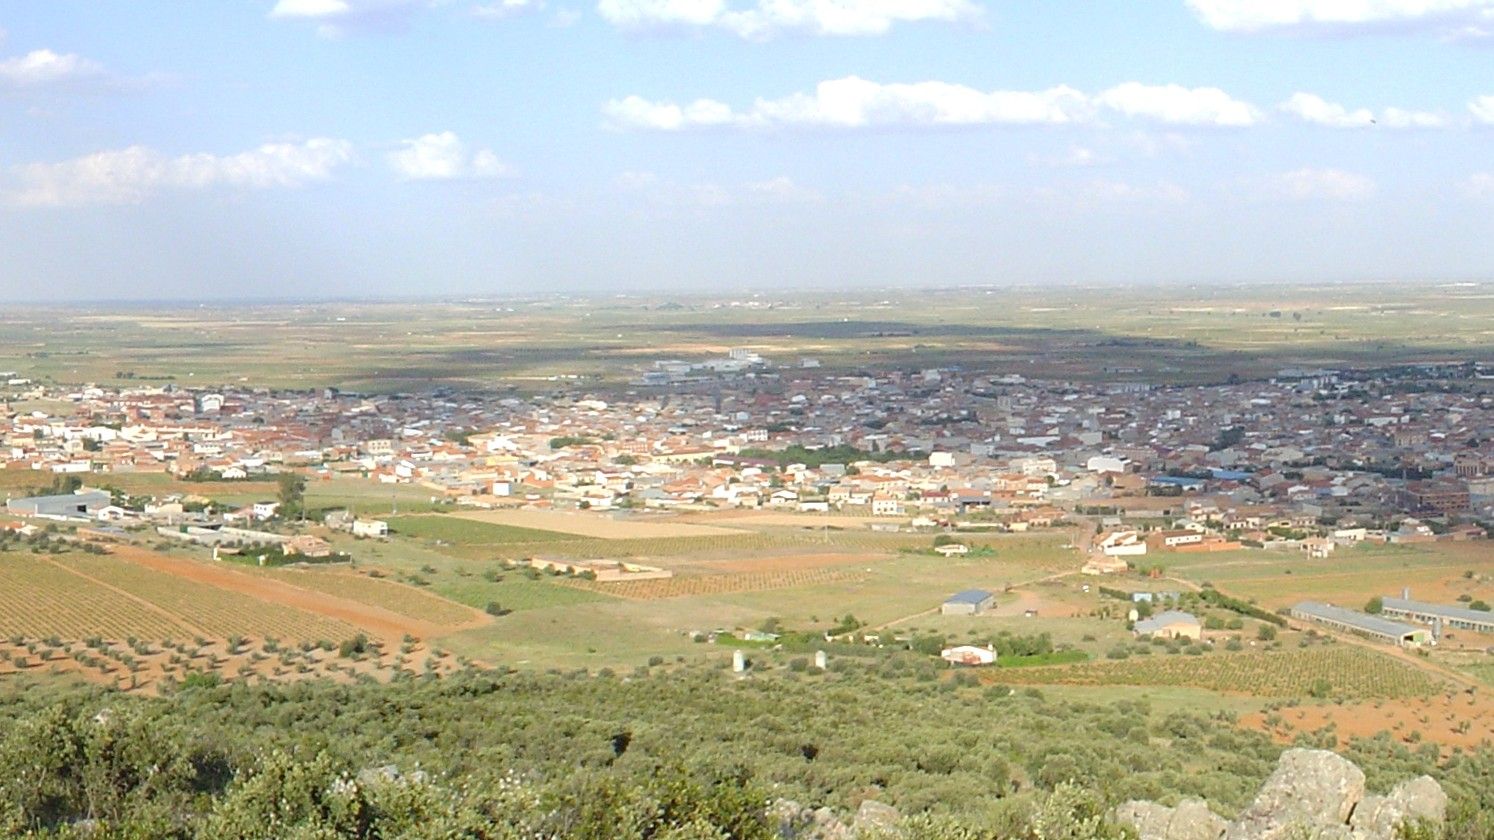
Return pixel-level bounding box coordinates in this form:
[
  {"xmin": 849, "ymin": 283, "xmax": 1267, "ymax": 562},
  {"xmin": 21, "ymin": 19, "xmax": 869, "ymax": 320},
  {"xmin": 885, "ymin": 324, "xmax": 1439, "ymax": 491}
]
[
  {"xmin": 1114, "ymin": 798, "xmax": 1229, "ymax": 840},
  {"xmin": 1114, "ymin": 749, "xmax": 1447, "ymax": 840},
  {"xmin": 771, "ymin": 798, "xmax": 901, "ymax": 839}
]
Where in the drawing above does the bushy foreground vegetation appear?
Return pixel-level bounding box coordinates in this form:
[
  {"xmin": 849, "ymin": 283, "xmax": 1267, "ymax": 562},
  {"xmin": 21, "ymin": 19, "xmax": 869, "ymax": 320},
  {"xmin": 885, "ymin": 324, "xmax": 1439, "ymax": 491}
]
[{"xmin": 0, "ymin": 664, "xmax": 1488, "ymax": 838}]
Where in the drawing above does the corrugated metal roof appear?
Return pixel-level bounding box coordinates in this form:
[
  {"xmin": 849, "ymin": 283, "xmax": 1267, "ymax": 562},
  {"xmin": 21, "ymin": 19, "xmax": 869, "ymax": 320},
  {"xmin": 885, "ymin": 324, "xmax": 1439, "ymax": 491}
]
[
  {"xmin": 1293, "ymin": 601, "xmax": 1422, "ymax": 638},
  {"xmin": 1134, "ymin": 610, "xmax": 1199, "ymax": 634},
  {"xmin": 1381, "ymin": 597, "xmax": 1494, "ymax": 626},
  {"xmin": 944, "ymin": 589, "xmax": 994, "ymax": 605}
]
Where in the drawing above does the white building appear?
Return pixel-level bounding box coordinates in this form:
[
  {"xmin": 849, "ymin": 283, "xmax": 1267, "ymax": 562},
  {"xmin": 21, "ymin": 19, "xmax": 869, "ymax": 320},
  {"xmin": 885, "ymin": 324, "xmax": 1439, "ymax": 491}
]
[{"xmin": 941, "ymin": 645, "xmax": 997, "ymax": 666}]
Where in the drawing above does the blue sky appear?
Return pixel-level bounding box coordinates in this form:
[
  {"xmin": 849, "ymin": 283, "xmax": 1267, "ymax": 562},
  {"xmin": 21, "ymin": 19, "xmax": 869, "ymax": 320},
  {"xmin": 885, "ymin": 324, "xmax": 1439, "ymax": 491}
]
[{"xmin": 1, "ymin": 0, "xmax": 1492, "ymax": 300}]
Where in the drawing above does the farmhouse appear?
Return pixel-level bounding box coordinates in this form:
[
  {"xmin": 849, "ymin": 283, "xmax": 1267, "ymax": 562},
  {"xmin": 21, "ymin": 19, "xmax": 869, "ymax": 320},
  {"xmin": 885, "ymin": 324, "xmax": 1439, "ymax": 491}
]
[
  {"xmin": 1132, "ymin": 610, "xmax": 1202, "ymax": 640},
  {"xmin": 1290, "ymin": 601, "xmax": 1431, "ymax": 647},
  {"xmin": 6, "ymin": 490, "xmax": 111, "ymax": 521},
  {"xmin": 1096, "ymin": 530, "xmax": 1146, "ymax": 557},
  {"xmin": 284, "ymin": 535, "xmax": 333, "ymax": 557},
  {"xmin": 940, "ymin": 589, "xmax": 995, "ymax": 616},
  {"xmin": 1379, "ymin": 594, "xmax": 1494, "ymax": 635},
  {"xmin": 351, "ymin": 518, "xmax": 389, "ymax": 539},
  {"xmin": 1145, "ymin": 530, "xmax": 1203, "ymax": 551},
  {"xmin": 940, "ymin": 645, "xmax": 996, "ymax": 666}
]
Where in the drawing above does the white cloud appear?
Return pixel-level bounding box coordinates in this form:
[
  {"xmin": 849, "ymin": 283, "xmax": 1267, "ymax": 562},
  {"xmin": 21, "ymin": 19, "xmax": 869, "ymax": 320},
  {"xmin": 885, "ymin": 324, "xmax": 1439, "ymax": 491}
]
[
  {"xmin": 270, "ymin": 0, "xmax": 355, "ymax": 16},
  {"xmin": 1377, "ymin": 106, "xmax": 1450, "ymax": 128},
  {"xmin": 1095, "ymin": 82, "xmax": 1261, "ymax": 127},
  {"xmin": 0, "ymin": 48, "xmax": 117, "ymax": 92},
  {"xmin": 596, "ymin": 0, "xmax": 982, "ymax": 39},
  {"xmin": 1471, "ymin": 95, "xmax": 1494, "ymax": 123},
  {"xmin": 269, "ymin": 0, "xmax": 440, "ymax": 34},
  {"xmin": 610, "ymin": 79, "xmax": 1270, "ymax": 130},
  {"xmin": 607, "ymin": 77, "xmax": 1094, "ymax": 129},
  {"xmin": 1280, "ymin": 92, "xmax": 1447, "ymax": 128},
  {"xmin": 472, "ymin": 0, "xmax": 547, "ymax": 19},
  {"xmin": 604, "ymin": 95, "xmax": 738, "ymax": 129},
  {"xmin": 8, "ymin": 138, "xmax": 355, "ymax": 207},
  {"xmin": 387, "ymin": 132, "xmax": 512, "ymax": 180},
  {"xmin": 1280, "ymin": 92, "xmax": 1373, "ymax": 128},
  {"xmin": 1269, "ymin": 168, "xmax": 1377, "ymax": 201},
  {"xmin": 1185, "ymin": 0, "xmax": 1494, "ymax": 40}
]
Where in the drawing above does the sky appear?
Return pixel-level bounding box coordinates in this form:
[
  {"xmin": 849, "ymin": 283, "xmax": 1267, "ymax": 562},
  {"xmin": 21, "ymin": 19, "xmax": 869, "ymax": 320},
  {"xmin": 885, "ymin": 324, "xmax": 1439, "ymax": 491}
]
[{"xmin": 0, "ymin": 0, "xmax": 1492, "ymax": 300}]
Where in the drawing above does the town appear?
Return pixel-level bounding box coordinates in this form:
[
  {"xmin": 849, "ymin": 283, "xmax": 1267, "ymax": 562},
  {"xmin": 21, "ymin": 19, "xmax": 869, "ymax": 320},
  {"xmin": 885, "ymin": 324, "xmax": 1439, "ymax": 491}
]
[{"xmin": 5, "ymin": 357, "xmax": 1488, "ymax": 542}]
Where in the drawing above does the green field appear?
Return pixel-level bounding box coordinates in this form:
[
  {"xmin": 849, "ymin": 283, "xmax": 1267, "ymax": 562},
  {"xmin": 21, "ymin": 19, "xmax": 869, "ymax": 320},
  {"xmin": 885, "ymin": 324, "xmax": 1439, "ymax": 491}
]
[
  {"xmin": 4, "ymin": 284, "xmax": 1493, "ymax": 394},
  {"xmin": 386, "ymin": 514, "xmax": 570, "ymax": 545}
]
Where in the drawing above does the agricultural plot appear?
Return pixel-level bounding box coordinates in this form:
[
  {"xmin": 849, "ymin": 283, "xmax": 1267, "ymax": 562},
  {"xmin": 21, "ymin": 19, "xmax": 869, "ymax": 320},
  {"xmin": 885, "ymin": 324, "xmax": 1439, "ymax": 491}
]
[
  {"xmin": 1173, "ymin": 544, "xmax": 1493, "ymax": 611},
  {"xmin": 452, "ymin": 509, "xmax": 748, "ymax": 540},
  {"xmin": 435, "ymin": 577, "xmax": 611, "ymax": 612},
  {"xmin": 0, "ymin": 633, "xmax": 470, "ymax": 696},
  {"xmin": 1242, "ymin": 691, "xmax": 1494, "ymax": 754},
  {"xmin": 388, "ymin": 515, "xmax": 570, "ymax": 545},
  {"xmin": 259, "ymin": 568, "xmax": 483, "ymax": 628},
  {"xmin": 562, "ymin": 567, "xmax": 872, "ymax": 600},
  {"xmin": 990, "ymin": 644, "xmax": 1444, "ymax": 700},
  {"xmin": 304, "ymin": 479, "xmax": 449, "ymax": 515},
  {"xmin": 427, "ymin": 531, "xmax": 813, "ymax": 562},
  {"xmin": 54, "ymin": 553, "xmax": 358, "ymax": 642},
  {"xmin": 0, "ymin": 554, "xmax": 187, "ymax": 639}
]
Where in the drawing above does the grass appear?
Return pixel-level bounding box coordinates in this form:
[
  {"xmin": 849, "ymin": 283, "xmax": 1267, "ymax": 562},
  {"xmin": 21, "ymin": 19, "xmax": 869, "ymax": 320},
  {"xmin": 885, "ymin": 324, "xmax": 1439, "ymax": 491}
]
[
  {"xmin": 259, "ymin": 568, "xmax": 480, "ymax": 627},
  {"xmin": 386, "ymin": 514, "xmax": 569, "ymax": 545},
  {"xmin": 1169, "ymin": 543, "xmax": 1493, "ymax": 611},
  {"xmin": 996, "ymin": 650, "xmax": 1090, "ymax": 668},
  {"xmin": 435, "ymin": 577, "xmax": 610, "ymax": 612}
]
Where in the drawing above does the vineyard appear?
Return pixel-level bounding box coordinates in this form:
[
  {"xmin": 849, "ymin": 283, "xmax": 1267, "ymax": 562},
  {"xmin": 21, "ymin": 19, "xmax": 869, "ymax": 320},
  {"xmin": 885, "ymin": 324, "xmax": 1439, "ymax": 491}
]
[
  {"xmin": 561, "ymin": 566, "xmax": 872, "ymax": 600},
  {"xmin": 0, "ymin": 555, "xmax": 186, "ymax": 639},
  {"xmin": 989, "ymin": 644, "xmax": 1446, "ymax": 700},
  {"xmin": 52, "ymin": 553, "xmax": 359, "ymax": 642},
  {"xmin": 429, "ymin": 531, "xmax": 813, "ymax": 562},
  {"xmin": 261, "ymin": 568, "xmax": 482, "ymax": 628}
]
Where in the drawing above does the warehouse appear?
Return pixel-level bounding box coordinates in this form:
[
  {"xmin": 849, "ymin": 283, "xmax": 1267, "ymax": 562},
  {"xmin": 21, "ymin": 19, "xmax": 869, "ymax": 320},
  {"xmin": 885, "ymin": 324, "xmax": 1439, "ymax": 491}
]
[
  {"xmin": 1379, "ymin": 594, "xmax": 1494, "ymax": 635},
  {"xmin": 940, "ymin": 589, "xmax": 996, "ymax": 616},
  {"xmin": 1290, "ymin": 601, "xmax": 1431, "ymax": 647},
  {"xmin": 5, "ymin": 490, "xmax": 111, "ymax": 521}
]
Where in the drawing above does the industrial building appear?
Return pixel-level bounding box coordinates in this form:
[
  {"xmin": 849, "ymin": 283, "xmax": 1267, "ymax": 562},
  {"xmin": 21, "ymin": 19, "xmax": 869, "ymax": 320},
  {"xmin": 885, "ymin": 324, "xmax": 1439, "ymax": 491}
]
[
  {"xmin": 1290, "ymin": 601, "xmax": 1431, "ymax": 647},
  {"xmin": 1380, "ymin": 593, "xmax": 1494, "ymax": 635},
  {"xmin": 940, "ymin": 590, "xmax": 996, "ymax": 616},
  {"xmin": 5, "ymin": 490, "xmax": 111, "ymax": 521},
  {"xmin": 1133, "ymin": 610, "xmax": 1202, "ymax": 640}
]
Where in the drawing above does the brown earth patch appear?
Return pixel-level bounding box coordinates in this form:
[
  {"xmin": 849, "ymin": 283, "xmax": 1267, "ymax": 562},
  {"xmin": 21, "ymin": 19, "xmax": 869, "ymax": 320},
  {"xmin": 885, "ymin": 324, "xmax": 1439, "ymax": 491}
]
[
  {"xmin": 109, "ymin": 546, "xmax": 477, "ymax": 641},
  {"xmin": 1239, "ymin": 689, "xmax": 1494, "ymax": 755}
]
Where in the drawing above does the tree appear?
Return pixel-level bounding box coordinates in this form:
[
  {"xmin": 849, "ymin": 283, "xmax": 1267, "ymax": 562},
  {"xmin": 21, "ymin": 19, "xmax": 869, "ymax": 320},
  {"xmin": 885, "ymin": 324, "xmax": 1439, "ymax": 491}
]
[
  {"xmin": 276, "ymin": 473, "xmax": 306, "ymax": 519},
  {"xmin": 1364, "ymin": 596, "xmax": 1383, "ymax": 615}
]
